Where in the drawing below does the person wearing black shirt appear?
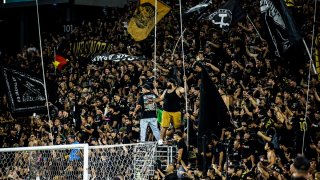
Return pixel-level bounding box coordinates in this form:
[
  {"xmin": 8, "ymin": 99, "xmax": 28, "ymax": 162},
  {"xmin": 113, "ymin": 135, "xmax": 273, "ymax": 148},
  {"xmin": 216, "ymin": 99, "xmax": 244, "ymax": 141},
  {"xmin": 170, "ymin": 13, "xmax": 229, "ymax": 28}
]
[
  {"xmin": 229, "ymin": 139, "xmax": 243, "ymax": 163},
  {"xmin": 112, "ymin": 94, "xmax": 129, "ymax": 116},
  {"xmin": 156, "ymin": 164, "xmax": 178, "ymax": 180},
  {"xmin": 291, "ymin": 156, "xmax": 311, "ymax": 180},
  {"xmin": 222, "ymin": 128, "xmax": 235, "ymax": 153},
  {"xmin": 155, "ymin": 78, "xmax": 185, "ymax": 145},
  {"xmin": 291, "ymin": 110, "xmax": 311, "ymax": 155},
  {"xmin": 242, "ymin": 131, "xmax": 256, "ymax": 168},
  {"xmin": 210, "ymin": 135, "xmax": 224, "ymax": 171},
  {"xmin": 173, "ymin": 131, "xmax": 188, "ymax": 178},
  {"xmin": 106, "ymin": 105, "xmax": 122, "ymax": 130},
  {"xmin": 80, "ymin": 117, "xmax": 93, "ymax": 143},
  {"xmin": 133, "ymin": 84, "xmax": 160, "ymax": 142}
]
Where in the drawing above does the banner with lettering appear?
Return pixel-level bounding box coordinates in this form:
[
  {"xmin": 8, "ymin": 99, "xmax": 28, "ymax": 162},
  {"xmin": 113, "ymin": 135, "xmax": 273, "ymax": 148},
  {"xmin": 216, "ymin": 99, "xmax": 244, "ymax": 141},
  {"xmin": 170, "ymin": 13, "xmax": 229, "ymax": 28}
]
[
  {"xmin": 70, "ymin": 40, "xmax": 111, "ymax": 58},
  {"xmin": 2, "ymin": 67, "xmax": 46, "ymax": 113},
  {"xmin": 91, "ymin": 53, "xmax": 147, "ymax": 62}
]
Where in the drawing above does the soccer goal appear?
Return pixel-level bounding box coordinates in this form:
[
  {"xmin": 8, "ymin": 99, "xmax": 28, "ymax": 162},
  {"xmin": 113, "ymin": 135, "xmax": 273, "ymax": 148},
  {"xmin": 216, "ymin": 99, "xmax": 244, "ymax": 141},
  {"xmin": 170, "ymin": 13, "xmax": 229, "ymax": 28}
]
[
  {"xmin": 0, "ymin": 142, "xmax": 157, "ymax": 179},
  {"xmin": 0, "ymin": 144, "xmax": 89, "ymax": 179}
]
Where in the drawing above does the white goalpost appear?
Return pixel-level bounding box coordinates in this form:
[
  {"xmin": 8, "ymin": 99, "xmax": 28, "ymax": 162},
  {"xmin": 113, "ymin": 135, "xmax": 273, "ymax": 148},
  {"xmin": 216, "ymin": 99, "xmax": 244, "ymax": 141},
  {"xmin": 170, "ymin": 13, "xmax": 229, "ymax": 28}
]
[
  {"xmin": 0, "ymin": 144, "xmax": 89, "ymax": 179},
  {"xmin": 0, "ymin": 142, "xmax": 157, "ymax": 180}
]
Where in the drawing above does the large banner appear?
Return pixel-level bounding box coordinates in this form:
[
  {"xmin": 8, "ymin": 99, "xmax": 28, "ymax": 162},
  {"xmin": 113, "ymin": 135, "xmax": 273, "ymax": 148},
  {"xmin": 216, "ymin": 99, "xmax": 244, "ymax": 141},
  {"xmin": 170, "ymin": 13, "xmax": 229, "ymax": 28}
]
[
  {"xmin": 70, "ymin": 40, "xmax": 110, "ymax": 58},
  {"xmin": 2, "ymin": 67, "xmax": 46, "ymax": 113},
  {"xmin": 92, "ymin": 53, "xmax": 147, "ymax": 62}
]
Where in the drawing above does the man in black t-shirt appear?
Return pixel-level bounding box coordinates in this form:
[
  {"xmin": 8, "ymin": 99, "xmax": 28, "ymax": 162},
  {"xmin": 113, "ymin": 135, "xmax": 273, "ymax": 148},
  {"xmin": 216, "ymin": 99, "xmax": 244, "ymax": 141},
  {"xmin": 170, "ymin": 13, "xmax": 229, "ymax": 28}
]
[
  {"xmin": 173, "ymin": 131, "xmax": 188, "ymax": 178},
  {"xmin": 156, "ymin": 164, "xmax": 178, "ymax": 180},
  {"xmin": 210, "ymin": 135, "xmax": 224, "ymax": 171},
  {"xmin": 133, "ymin": 84, "xmax": 160, "ymax": 142}
]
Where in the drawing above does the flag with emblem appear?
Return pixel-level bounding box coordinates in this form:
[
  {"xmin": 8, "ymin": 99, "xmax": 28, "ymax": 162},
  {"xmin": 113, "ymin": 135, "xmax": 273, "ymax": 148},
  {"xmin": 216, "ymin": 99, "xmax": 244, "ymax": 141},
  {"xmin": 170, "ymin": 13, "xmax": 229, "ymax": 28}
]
[
  {"xmin": 128, "ymin": 0, "xmax": 171, "ymax": 41},
  {"xmin": 260, "ymin": 0, "xmax": 301, "ymax": 58},
  {"xmin": 201, "ymin": 0, "xmax": 245, "ymax": 31},
  {"xmin": 53, "ymin": 49, "xmax": 68, "ymax": 71}
]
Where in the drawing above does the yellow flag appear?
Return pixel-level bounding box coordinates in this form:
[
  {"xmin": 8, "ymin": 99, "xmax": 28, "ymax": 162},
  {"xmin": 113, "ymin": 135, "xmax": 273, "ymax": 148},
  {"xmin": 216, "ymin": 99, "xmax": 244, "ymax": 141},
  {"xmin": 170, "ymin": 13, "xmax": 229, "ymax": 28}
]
[{"xmin": 128, "ymin": 0, "xmax": 171, "ymax": 41}]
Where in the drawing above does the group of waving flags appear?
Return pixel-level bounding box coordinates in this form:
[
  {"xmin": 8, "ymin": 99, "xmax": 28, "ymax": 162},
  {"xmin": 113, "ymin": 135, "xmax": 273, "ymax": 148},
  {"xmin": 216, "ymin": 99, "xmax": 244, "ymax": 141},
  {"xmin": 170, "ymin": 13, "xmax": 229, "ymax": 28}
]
[
  {"xmin": 127, "ymin": 0, "xmax": 302, "ymax": 59},
  {"xmin": 52, "ymin": 0, "xmax": 303, "ymax": 72}
]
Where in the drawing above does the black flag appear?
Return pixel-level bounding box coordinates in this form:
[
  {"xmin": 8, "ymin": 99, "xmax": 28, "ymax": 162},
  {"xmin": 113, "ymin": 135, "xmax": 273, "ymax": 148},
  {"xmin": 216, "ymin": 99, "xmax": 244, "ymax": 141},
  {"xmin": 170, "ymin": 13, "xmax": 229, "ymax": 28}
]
[
  {"xmin": 260, "ymin": 0, "xmax": 301, "ymax": 58},
  {"xmin": 197, "ymin": 62, "xmax": 230, "ymax": 152},
  {"xmin": 202, "ymin": 0, "xmax": 246, "ymax": 31},
  {"xmin": 1, "ymin": 67, "xmax": 46, "ymax": 114}
]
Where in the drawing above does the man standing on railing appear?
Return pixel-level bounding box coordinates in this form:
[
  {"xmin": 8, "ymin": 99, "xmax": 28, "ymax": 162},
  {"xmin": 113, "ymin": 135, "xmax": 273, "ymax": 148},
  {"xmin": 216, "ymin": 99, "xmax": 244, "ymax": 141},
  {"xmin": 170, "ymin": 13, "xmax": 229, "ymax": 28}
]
[
  {"xmin": 155, "ymin": 78, "xmax": 185, "ymax": 145},
  {"xmin": 133, "ymin": 84, "xmax": 160, "ymax": 142}
]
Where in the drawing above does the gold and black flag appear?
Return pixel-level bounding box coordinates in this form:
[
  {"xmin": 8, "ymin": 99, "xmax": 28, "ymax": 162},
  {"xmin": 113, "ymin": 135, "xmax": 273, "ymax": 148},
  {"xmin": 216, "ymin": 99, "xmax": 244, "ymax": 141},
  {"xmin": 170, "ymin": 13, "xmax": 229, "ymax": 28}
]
[{"xmin": 128, "ymin": 0, "xmax": 171, "ymax": 41}]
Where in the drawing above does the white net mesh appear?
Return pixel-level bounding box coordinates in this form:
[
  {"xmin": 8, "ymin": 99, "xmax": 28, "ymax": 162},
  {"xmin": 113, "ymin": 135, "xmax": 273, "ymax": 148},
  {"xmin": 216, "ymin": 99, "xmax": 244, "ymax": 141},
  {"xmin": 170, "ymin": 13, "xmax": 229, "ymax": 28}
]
[
  {"xmin": 0, "ymin": 144, "xmax": 87, "ymax": 179},
  {"xmin": 0, "ymin": 142, "xmax": 157, "ymax": 179},
  {"xmin": 88, "ymin": 142, "xmax": 157, "ymax": 180}
]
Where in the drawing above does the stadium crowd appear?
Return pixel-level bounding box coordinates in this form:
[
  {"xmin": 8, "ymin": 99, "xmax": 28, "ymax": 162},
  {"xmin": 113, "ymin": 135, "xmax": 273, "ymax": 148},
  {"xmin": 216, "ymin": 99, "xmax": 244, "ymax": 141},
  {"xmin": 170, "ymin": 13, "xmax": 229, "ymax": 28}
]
[{"xmin": 1, "ymin": 0, "xmax": 320, "ymax": 179}]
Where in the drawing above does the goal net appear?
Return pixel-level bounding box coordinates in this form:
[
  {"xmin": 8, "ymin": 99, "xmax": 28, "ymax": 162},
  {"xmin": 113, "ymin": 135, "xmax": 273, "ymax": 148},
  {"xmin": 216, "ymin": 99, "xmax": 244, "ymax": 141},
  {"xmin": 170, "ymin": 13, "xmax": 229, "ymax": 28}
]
[
  {"xmin": 89, "ymin": 142, "xmax": 157, "ymax": 180},
  {"xmin": 0, "ymin": 142, "xmax": 157, "ymax": 179},
  {"xmin": 0, "ymin": 144, "xmax": 89, "ymax": 179}
]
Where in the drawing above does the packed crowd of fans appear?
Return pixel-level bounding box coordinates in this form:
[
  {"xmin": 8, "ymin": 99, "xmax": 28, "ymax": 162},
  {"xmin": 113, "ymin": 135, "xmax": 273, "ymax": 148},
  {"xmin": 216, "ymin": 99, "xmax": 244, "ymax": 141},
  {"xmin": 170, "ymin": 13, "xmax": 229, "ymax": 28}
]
[{"xmin": 1, "ymin": 0, "xmax": 320, "ymax": 179}]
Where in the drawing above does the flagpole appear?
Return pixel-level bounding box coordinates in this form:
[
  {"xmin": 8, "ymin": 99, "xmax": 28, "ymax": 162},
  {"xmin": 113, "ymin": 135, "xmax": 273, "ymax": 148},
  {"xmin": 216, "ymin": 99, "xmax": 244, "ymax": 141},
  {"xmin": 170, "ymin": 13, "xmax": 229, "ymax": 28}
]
[
  {"xmin": 309, "ymin": 0, "xmax": 318, "ymax": 74},
  {"xmin": 153, "ymin": 0, "xmax": 157, "ymax": 78},
  {"xmin": 171, "ymin": 28, "xmax": 187, "ymax": 61},
  {"xmin": 246, "ymin": 15, "xmax": 262, "ymax": 39},
  {"xmin": 35, "ymin": 0, "xmax": 54, "ymax": 146},
  {"xmin": 54, "ymin": 47, "xmax": 57, "ymax": 75},
  {"xmin": 178, "ymin": 0, "xmax": 189, "ymax": 148},
  {"xmin": 301, "ymin": 38, "xmax": 313, "ymax": 156}
]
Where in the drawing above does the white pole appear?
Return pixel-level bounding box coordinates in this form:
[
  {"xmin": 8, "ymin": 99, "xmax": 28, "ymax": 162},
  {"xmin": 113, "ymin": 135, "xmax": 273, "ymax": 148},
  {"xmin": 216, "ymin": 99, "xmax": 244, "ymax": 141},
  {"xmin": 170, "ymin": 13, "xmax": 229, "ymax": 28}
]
[
  {"xmin": 178, "ymin": 0, "xmax": 189, "ymax": 147},
  {"xmin": 246, "ymin": 15, "xmax": 262, "ymax": 39},
  {"xmin": 83, "ymin": 144, "xmax": 89, "ymax": 180},
  {"xmin": 171, "ymin": 28, "xmax": 187, "ymax": 61},
  {"xmin": 310, "ymin": 0, "xmax": 318, "ymax": 74},
  {"xmin": 154, "ymin": 0, "xmax": 157, "ymax": 78},
  {"xmin": 35, "ymin": 0, "xmax": 53, "ymax": 145},
  {"xmin": 301, "ymin": 38, "xmax": 313, "ymax": 156}
]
